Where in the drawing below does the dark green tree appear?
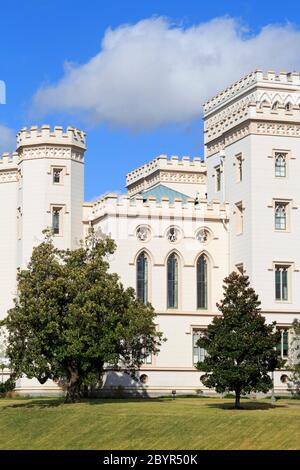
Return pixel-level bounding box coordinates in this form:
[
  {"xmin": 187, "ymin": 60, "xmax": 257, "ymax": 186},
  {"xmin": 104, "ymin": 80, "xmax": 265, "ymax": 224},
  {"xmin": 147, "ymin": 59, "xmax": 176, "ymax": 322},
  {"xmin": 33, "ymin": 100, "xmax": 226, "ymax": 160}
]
[
  {"xmin": 2, "ymin": 230, "xmax": 163, "ymax": 402},
  {"xmin": 197, "ymin": 272, "xmax": 282, "ymax": 408}
]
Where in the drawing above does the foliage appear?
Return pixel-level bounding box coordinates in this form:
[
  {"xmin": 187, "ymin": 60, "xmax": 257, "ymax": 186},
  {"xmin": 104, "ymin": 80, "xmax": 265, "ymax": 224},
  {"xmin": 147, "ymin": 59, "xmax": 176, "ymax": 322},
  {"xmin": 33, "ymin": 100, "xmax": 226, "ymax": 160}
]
[
  {"xmin": 0, "ymin": 377, "xmax": 16, "ymax": 396},
  {"xmin": 197, "ymin": 272, "xmax": 282, "ymax": 407},
  {"xmin": 2, "ymin": 229, "xmax": 163, "ymax": 402}
]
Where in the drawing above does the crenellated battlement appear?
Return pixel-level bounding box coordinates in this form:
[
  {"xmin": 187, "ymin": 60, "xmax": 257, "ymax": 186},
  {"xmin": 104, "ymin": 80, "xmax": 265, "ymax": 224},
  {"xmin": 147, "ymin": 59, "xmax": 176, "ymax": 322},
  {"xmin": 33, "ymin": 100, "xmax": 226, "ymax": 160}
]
[
  {"xmin": 16, "ymin": 125, "xmax": 86, "ymax": 150},
  {"xmin": 87, "ymin": 192, "xmax": 229, "ymax": 223},
  {"xmin": 0, "ymin": 152, "xmax": 18, "ymax": 167},
  {"xmin": 126, "ymin": 154, "xmax": 205, "ymax": 186},
  {"xmin": 0, "ymin": 152, "xmax": 18, "ymax": 183},
  {"xmin": 203, "ymin": 70, "xmax": 300, "ymax": 116}
]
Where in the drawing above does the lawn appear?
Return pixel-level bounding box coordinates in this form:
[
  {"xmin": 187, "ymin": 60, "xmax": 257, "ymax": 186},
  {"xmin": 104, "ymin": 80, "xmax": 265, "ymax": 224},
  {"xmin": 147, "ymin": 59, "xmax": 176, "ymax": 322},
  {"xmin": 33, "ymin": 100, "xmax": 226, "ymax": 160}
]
[{"xmin": 0, "ymin": 397, "xmax": 299, "ymax": 450}]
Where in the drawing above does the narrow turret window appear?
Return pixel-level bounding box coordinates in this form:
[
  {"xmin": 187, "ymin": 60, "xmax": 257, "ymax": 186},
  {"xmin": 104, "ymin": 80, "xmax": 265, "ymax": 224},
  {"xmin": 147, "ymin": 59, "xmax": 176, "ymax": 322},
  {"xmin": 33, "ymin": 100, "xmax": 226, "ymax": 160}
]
[
  {"xmin": 275, "ymin": 265, "xmax": 290, "ymax": 301},
  {"xmin": 275, "ymin": 153, "xmax": 286, "ymax": 178},
  {"xmin": 193, "ymin": 330, "xmax": 207, "ymax": 365},
  {"xmin": 276, "ymin": 329, "xmax": 289, "ymax": 358},
  {"xmin": 197, "ymin": 255, "xmax": 208, "ymax": 309},
  {"xmin": 215, "ymin": 166, "xmax": 221, "ymax": 191},
  {"xmin": 53, "ymin": 168, "xmax": 63, "ymax": 184},
  {"xmin": 274, "ymin": 202, "xmax": 287, "ymax": 230},
  {"xmin": 136, "ymin": 252, "xmax": 148, "ymax": 303},
  {"xmin": 52, "ymin": 207, "xmax": 62, "ymax": 235},
  {"xmin": 167, "ymin": 253, "xmax": 178, "ymax": 308}
]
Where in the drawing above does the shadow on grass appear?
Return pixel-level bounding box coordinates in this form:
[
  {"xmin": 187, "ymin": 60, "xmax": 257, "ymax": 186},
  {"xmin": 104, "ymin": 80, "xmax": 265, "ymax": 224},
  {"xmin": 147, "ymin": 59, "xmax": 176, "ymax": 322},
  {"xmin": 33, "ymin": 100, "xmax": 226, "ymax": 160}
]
[
  {"xmin": 0, "ymin": 397, "xmax": 172, "ymax": 410},
  {"xmin": 206, "ymin": 401, "xmax": 287, "ymax": 410}
]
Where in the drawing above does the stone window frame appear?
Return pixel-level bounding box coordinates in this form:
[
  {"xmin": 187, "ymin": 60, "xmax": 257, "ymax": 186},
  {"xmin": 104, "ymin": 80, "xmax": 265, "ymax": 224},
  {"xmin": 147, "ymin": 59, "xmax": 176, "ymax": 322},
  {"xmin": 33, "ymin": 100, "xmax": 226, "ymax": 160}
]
[
  {"xmin": 272, "ymin": 198, "xmax": 292, "ymax": 233},
  {"xmin": 271, "ymin": 149, "xmax": 292, "ymax": 180},
  {"xmin": 272, "ymin": 261, "xmax": 294, "ymax": 304},
  {"xmin": 48, "ymin": 165, "xmax": 67, "ymax": 186},
  {"xmin": 48, "ymin": 203, "xmax": 67, "ymax": 237}
]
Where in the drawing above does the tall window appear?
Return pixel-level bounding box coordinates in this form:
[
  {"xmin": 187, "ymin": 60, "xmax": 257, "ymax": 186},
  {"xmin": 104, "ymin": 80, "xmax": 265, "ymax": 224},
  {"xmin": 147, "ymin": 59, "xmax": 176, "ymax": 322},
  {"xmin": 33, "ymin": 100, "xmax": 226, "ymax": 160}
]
[
  {"xmin": 143, "ymin": 352, "xmax": 152, "ymax": 365},
  {"xmin": 275, "ymin": 265, "xmax": 289, "ymax": 301},
  {"xmin": 275, "ymin": 202, "xmax": 287, "ymax": 230},
  {"xmin": 276, "ymin": 329, "xmax": 289, "ymax": 358},
  {"xmin": 197, "ymin": 255, "xmax": 208, "ymax": 309},
  {"xmin": 275, "ymin": 153, "xmax": 286, "ymax": 178},
  {"xmin": 167, "ymin": 253, "xmax": 178, "ymax": 308},
  {"xmin": 52, "ymin": 207, "xmax": 61, "ymax": 235},
  {"xmin": 235, "ymin": 202, "xmax": 243, "ymax": 234},
  {"xmin": 193, "ymin": 330, "xmax": 207, "ymax": 365},
  {"xmin": 53, "ymin": 168, "xmax": 63, "ymax": 184},
  {"xmin": 136, "ymin": 252, "xmax": 148, "ymax": 303},
  {"xmin": 236, "ymin": 154, "xmax": 243, "ymax": 182},
  {"xmin": 215, "ymin": 166, "xmax": 221, "ymax": 192}
]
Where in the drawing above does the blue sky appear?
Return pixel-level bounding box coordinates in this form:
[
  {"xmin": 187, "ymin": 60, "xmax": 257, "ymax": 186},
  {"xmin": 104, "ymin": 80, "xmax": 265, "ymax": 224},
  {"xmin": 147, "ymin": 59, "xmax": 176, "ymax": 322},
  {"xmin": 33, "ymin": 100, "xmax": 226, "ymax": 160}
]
[{"xmin": 1, "ymin": 0, "xmax": 300, "ymax": 200}]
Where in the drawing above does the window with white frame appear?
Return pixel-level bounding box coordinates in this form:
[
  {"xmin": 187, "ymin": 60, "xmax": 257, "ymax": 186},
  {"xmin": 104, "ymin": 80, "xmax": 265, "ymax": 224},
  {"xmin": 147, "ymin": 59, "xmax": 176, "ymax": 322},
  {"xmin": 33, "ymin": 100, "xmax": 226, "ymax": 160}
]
[
  {"xmin": 52, "ymin": 207, "xmax": 62, "ymax": 235},
  {"xmin": 143, "ymin": 352, "xmax": 152, "ymax": 365},
  {"xmin": 215, "ymin": 166, "xmax": 221, "ymax": 192},
  {"xmin": 236, "ymin": 154, "xmax": 243, "ymax": 182},
  {"xmin": 136, "ymin": 252, "xmax": 148, "ymax": 304},
  {"xmin": 274, "ymin": 201, "xmax": 288, "ymax": 231},
  {"xmin": 193, "ymin": 330, "xmax": 207, "ymax": 365},
  {"xmin": 235, "ymin": 202, "xmax": 243, "ymax": 234},
  {"xmin": 17, "ymin": 207, "xmax": 22, "ymax": 240},
  {"xmin": 167, "ymin": 253, "xmax": 178, "ymax": 309},
  {"xmin": 52, "ymin": 168, "xmax": 63, "ymax": 184},
  {"xmin": 276, "ymin": 328, "xmax": 289, "ymax": 359},
  {"xmin": 236, "ymin": 263, "xmax": 244, "ymax": 275},
  {"xmin": 275, "ymin": 153, "xmax": 287, "ymax": 178},
  {"xmin": 197, "ymin": 255, "xmax": 208, "ymax": 309},
  {"xmin": 285, "ymin": 102, "xmax": 292, "ymax": 112},
  {"xmin": 275, "ymin": 265, "xmax": 290, "ymax": 301}
]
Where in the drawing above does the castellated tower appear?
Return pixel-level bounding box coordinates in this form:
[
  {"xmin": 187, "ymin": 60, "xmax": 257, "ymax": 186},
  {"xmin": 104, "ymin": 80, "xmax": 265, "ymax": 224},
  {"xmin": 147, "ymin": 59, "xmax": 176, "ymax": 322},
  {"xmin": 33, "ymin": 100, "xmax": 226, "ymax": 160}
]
[
  {"xmin": 204, "ymin": 70, "xmax": 300, "ymax": 321},
  {"xmin": 0, "ymin": 125, "xmax": 86, "ymax": 320}
]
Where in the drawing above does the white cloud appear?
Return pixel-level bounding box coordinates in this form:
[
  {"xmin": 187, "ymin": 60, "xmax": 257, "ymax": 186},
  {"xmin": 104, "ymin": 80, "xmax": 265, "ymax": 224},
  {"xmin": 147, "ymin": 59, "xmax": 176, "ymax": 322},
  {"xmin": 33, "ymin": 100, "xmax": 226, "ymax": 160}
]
[
  {"xmin": 0, "ymin": 125, "xmax": 15, "ymax": 154},
  {"xmin": 32, "ymin": 16, "xmax": 300, "ymax": 130}
]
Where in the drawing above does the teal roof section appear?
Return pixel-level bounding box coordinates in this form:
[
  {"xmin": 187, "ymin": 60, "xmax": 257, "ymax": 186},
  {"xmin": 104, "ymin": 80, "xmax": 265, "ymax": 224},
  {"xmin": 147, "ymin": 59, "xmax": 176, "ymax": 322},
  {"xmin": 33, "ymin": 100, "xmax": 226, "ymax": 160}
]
[{"xmin": 138, "ymin": 184, "xmax": 190, "ymax": 203}]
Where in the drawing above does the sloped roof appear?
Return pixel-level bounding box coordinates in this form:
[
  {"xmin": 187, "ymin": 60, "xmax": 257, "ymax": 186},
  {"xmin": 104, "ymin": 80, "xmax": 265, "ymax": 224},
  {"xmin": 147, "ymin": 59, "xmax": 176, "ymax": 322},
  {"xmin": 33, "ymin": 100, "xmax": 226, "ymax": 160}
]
[{"xmin": 139, "ymin": 184, "xmax": 190, "ymax": 203}]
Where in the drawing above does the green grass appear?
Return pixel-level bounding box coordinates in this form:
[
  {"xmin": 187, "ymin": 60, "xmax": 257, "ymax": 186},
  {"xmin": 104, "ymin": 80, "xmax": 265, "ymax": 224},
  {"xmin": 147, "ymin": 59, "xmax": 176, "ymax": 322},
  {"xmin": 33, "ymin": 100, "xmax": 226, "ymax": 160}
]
[{"xmin": 0, "ymin": 397, "xmax": 299, "ymax": 450}]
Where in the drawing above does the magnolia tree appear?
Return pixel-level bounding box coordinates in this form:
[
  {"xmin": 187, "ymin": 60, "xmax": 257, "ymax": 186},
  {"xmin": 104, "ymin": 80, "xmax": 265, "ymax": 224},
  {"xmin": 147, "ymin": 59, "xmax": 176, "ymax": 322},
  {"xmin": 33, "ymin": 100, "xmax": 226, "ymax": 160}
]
[
  {"xmin": 197, "ymin": 272, "xmax": 282, "ymax": 408},
  {"xmin": 2, "ymin": 230, "xmax": 163, "ymax": 402}
]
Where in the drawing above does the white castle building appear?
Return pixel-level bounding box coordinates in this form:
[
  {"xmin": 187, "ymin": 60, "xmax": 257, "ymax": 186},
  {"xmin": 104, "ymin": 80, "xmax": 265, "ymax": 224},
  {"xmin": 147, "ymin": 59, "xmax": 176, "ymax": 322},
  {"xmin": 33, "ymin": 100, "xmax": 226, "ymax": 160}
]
[{"xmin": 1, "ymin": 70, "xmax": 300, "ymax": 396}]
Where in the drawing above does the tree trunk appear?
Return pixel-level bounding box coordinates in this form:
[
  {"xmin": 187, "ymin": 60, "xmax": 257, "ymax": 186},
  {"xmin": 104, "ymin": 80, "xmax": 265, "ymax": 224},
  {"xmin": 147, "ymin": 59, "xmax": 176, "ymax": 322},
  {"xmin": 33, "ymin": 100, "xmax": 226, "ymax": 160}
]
[
  {"xmin": 65, "ymin": 369, "xmax": 82, "ymax": 403},
  {"xmin": 234, "ymin": 389, "xmax": 241, "ymax": 409}
]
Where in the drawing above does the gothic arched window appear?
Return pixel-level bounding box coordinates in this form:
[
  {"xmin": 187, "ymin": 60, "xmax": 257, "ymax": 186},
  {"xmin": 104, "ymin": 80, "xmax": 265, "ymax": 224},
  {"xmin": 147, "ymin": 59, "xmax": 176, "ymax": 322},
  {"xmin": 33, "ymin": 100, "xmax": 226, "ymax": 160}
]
[
  {"xmin": 275, "ymin": 202, "xmax": 287, "ymax": 230},
  {"xmin": 197, "ymin": 255, "xmax": 208, "ymax": 309},
  {"xmin": 275, "ymin": 153, "xmax": 286, "ymax": 178},
  {"xmin": 136, "ymin": 252, "xmax": 148, "ymax": 303},
  {"xmin": 167, "ymin": 253, "xmax": 178, "ymax": 308}
]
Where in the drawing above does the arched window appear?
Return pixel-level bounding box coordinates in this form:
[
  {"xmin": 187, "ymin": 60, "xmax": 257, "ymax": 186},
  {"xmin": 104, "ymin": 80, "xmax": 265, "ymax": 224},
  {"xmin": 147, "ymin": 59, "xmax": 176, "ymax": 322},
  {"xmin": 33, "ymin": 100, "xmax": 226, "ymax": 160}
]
[
  {"xmin": 167, "ymin": 253, "xmax": 178, "ymax": 308},
  {"xmin": 197, "ymin": 255, "xmax": 208, "ymax": 309},
  {"xmin": 272, "ymin": 101, "xmax": 279, "ymax": 111},
  {"xmin": 275, "ymin": 153, "xmax": 286, "ymax": 177},
  {"xmin": 275, "ymin": 202, "xmax": 287, "ymax": 230},
  {"xmin": 285, "ymin": 102, "xmax": 292, "ymax": 112},
  {"xmin": 136, "ymin": 252, "xmax": 148, "ymax": 303}
]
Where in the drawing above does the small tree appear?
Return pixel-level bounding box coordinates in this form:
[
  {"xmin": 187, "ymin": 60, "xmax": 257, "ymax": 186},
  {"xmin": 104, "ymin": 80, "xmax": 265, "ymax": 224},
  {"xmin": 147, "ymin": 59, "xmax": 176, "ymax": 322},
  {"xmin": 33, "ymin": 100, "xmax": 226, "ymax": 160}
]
[
  {"xmin": 197, "ymin": 272, "xmax": 281, "ymax": 408},
  {"xmin": 2, "ymin": 230, "xmax": 163, "ymax": 402}
]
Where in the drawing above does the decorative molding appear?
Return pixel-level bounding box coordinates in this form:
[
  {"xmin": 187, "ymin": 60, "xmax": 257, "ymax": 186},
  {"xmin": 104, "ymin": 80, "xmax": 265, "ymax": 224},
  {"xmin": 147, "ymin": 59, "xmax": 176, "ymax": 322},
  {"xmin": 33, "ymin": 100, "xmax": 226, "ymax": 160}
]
[
  {"xmin": 0, "ymin": 170, "xmax": 18, "ymax": 183},
  {"xmin": 18, "ymin": 146, "xmax": 84, "ymax": 163},
  {"xmin": 254, "ymin": 121, "xmax": 300, "ymax": 137},
  {"xmin": 206, "ymin": 119, "xmax": 300, "ymax": 157},
  {"xmin": 203, "ymin": 70, "xmax": 300, "ymax": 116}
]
